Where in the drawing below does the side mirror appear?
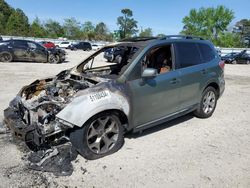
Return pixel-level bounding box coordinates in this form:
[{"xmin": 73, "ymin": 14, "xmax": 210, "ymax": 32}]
[{"xmin": 142, "ymin": 68, "xmax": 157, "ymax": 79}]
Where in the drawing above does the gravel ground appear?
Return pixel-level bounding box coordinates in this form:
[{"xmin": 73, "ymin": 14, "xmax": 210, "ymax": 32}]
[{"xmin": 0, "ymin": 50, "xmax": 249, "ymax": 188}]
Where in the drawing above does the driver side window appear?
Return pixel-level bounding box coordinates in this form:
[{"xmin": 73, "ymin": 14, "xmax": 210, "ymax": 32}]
[{"xmin": 143, "ymin": 45, "xmax": 173, "ymax": 74}]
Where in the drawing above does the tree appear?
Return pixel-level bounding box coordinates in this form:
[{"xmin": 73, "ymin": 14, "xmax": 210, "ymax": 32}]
[
  {"xmin": 117, "ymin": 8, "xmax": 138, "ymax": 39},
  {"xmin": 181, "ymin": 5, "xmax": 234, "ymax": 41},
  {"xmin": 6, "ymin": 8, "xmax": 30, "ymax": 36},
  {"xmin": 0, "ymin": 0, "xmax": 14, "ymax": 34},
  {"xmin": 139, "ymin": 27, "xmax": 153, "ymax": 37},
  {"xmin": 63, "ymin": 17, "xmax": 81, "ymax": 39},
  {"xmin": 216, "ymin": 32, "xmax": 242, "ymax": 47},
  {"xmin": 30, "ymin": 17, "xmax": 46, "ymax": 37},
  {"xmin": 234, "ymin": 19, "xmax": 250, "ymax": 38},
  {"xmin": 44, "ymin": 19, "xmax": 64, "ymax": 38},
  {"xmin": 156, "ymin": 33, "xmax": 166, "ymax": 38},
  {"xmin": 82, "ymin": 21, "xmax": 95, "ymax": 40}
]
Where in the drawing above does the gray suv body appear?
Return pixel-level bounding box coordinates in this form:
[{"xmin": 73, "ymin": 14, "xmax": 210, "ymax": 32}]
[{"xmin": 4, "ymin": 36, "xmax": 225, "ymax": 159}]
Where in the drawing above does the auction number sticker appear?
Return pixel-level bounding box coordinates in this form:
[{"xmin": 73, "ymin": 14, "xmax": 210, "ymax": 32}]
[{"xmin": 89, "ymin": 90, "xmax": 111, "ymax": 102}]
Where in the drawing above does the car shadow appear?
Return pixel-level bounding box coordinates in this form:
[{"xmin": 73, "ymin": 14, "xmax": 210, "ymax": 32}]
[{"xmin": 125, "ymin": 113, "xmax": 194, "ymax": 139}]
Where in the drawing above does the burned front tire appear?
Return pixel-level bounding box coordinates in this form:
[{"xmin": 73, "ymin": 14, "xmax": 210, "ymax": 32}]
[
  {"xmin": 70, "ymin": 112, "xmax": 124, "ymax": 160},
  {"xmin": 194, "ymin": 86, "xmax": 217, "ymax": 118},
  {"xmin": 0, "ymin": 52, "xmax": 13, "ymax": 62}
]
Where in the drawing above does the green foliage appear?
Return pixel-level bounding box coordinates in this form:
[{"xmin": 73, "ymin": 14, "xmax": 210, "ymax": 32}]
[
  {"xmin": 44, "ymin": 19, "xmax": 64, "ymax": 38},
  {"xmin": 235, "ymin": 19, "xmax": 250, "ymax": 38},
  {"xmin": 215, "ymin": 32, "xmax": 242, "ymax": 47},
  {"xmin": 156, "ymin": 34, "xmax": 166, "ymax": 38},
  {"xmin": 0, "ymin": 0, "xmax": 14, "ymax": 34},
  {"xmin": 63, "ymin": 17, "xmax": 81, "ymax": 39},
  {"xmin": 181, "ymin": 5, "xmax": 234, "ymax": 40},
  {"xmin": 30, "ymin": 17, "xmax": 46, "ymax": 37},
  {"xmin": 6, "ymin": 8, "xmax": 30, "ymax": 36},
  {"xmin": 117, "ymin": 8, "xmax": 138, "ymax": 39},
  {"xmin": 139, "ymin": 28, "xmax": 153, "ymax": 37}
]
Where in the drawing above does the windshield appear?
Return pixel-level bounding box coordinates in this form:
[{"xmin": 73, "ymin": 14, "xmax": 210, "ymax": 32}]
[{"xmin": 76, "ymin": 45, "xmax": 140, "ymax": 77}]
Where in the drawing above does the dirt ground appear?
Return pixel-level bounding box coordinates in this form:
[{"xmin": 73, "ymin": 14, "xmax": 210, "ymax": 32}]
[{"xmin": 0, "ymin": 50, "xmax": 250, "ymax": 188}]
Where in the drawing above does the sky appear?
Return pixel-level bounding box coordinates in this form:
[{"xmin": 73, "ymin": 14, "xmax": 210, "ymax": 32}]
[{"xmin": 5, "ymin": 0, "xmax": 250, "ymax": 35}]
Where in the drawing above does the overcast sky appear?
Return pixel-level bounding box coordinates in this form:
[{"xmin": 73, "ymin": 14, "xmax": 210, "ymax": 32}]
[{"xmin": 5, "ymin": 0, "xmax": 250, "ymax": 35}]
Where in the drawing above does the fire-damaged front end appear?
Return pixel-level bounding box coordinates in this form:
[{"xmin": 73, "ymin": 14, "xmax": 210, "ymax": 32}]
[{"xmin": 4, "ymin": 70, "xmax": 100, "ymax": 150}]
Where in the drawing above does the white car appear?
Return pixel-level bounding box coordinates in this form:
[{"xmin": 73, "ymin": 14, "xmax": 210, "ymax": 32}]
[
  {"xmin": 91, "ymin": 44, "xmax": 102, "ymax": 51},
  {"xmin": 56, "ymin": 41, "xmax": 72, "ymax": 48}
]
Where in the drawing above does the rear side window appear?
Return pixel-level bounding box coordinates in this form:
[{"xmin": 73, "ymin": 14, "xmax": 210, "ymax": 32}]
[
  {"xmin": 175, "ymin": 42, "xmax": 202, "ymax": 68},
  {"xmin": 198, "ymin": 43, "xmax": 215, "ymax": 63}
]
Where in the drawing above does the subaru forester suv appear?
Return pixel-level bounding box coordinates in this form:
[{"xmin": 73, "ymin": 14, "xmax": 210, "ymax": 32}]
[{"xmin": 4, "ymin": 35, "xmax": 225, "ymax": 159}]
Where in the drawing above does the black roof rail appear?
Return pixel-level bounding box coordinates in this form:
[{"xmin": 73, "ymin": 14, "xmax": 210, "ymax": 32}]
[
  {"xmin": 162, "ymin": 35, "xmax": 204, "ymax": 40},
  {"xmin": 119, "ymin": 37, "xmax": 158, "ymax": 42}
]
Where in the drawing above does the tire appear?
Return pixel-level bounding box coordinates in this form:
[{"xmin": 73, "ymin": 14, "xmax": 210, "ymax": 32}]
[
  {"xmin": 70, "ymin": 112, "xmax": 124, "ymax": 160},
  {"xmin": 0, "ymin": 52, "xmax": 13, "ymax": 62},
  {"xmin": 246, "ymin": 60, "xmax": 250, "ymax": 65},
  {"xmin": 231, "ymin": 60, "xmax": 237, "ymax": 64},
  {"xmin": 194, "ymin": 86, "xmax": 218, "ymax": 118},
  {"xmin": 49, "ymin": 54, "xmax": 60, "ymax": 64}
]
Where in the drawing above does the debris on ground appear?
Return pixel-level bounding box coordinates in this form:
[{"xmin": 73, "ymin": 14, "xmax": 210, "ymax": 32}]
[{"xmin": 27, "ymin": 143, "xmax": 78, "ymax": 176}]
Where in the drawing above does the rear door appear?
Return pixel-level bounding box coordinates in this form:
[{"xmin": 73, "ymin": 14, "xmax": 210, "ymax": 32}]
[
  {"xmin": 174, "ymin": 42, "xmax": 205, "ymax": 109},
  {"xmin": 12, "ymin": 40, "xmax": 30, "ymax": 61},
  {"xmin": 175, "ymin": 42, "xmax": 217, "ymax": 110}
]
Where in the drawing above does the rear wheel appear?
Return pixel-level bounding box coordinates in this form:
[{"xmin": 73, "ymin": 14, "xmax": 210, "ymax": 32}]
[
  {"xmin": 0, "ymin": 52, "xmax": 13, "ymax": 62},
  {"xmin": 246, "ymin": 60, "xmax": 250, "ymax": 65},
  {"xmin": 194, "ymin": 86, "xmax": 217, "ymax": 118},
  {"xmin": 70, "ymin": 112, "xmax": 124, "ymax": 160}
]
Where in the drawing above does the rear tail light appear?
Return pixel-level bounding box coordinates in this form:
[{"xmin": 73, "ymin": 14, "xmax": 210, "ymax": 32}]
[{"xmin": 219, "ymin": 60, "xmax": 225, "ymax": 70}]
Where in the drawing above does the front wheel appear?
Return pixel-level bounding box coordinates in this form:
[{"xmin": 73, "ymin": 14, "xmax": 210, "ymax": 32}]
[
  {"xmin": 0, "ymin": 52, "xmax": 13, "ymax": 62},
  {"xmin": 70, "ymin": 112, "xmax": 124, "ymax": 160},
  {"xmin": 231, "ymin": 60, "xmax": 237, "ymax": 64},
  {"xmin": 194, "ymin": 86, "xmax": 217, "ymax": 118},
  {"xmin": 49, "ymin": 54, "xmax": 60, "ymax": 64}
]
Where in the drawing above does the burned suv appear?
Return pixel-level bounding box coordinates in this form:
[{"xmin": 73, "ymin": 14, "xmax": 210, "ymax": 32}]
[{"xmin": 4, "ymin": 36, "xmax": 225, "ymax": 159}]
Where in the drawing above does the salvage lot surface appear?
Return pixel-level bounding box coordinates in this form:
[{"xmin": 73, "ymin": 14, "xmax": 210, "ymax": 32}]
[{"xmin": 0, "ymin": 50, "xmax": 250, "ymax": 187}]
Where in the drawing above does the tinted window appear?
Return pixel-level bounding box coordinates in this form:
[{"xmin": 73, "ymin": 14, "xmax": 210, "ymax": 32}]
[
  {"xmin": 13, "ymin": 40, "xmax": 28, "ymax": 47},
  {"xmin": 175, "ymin": 42, "xmax": 202, "ymax": 68},
  {"xmin": 198, "ymin": 43, "xmax": 215, "ymax": 63}
]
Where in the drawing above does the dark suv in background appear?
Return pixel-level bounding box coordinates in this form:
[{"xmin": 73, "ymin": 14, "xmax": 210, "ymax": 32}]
[
  {"xmin": 0, "ymin": 39, "xmax": 66, "ymax": 63},
  {"xmin": 69, "ymin": 42, "xmax": 92, "ymax": 51},
  {"xmin": 4, "ymin": 36, "xmax": 225, "ymax": 159}
]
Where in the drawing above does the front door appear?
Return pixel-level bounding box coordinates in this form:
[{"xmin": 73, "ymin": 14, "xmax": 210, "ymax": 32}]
[{"xmin": 128, "ymin": 44, "xmax": 182, "ymax": 127}]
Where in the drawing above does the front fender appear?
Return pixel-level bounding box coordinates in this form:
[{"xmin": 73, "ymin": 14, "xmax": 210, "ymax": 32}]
[{"xmin": 56, "ymin": 87, "xmax": 130, "ymax": 127}]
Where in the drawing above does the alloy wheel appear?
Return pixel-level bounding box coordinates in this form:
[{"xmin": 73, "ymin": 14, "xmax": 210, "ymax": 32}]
[
  {"xmin": 202, "ymin": 91, "xmax": 216, "ymax": 114},
  {"xmin": 87, "ymin": 116, "xmax": 119, "ymax": 154}
]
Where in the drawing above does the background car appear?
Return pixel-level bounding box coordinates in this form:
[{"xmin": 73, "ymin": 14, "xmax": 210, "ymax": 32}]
[
  {"xmin": 56, "ymin": 41, "xmax": 72, "ymax": 48},
  {"xmin": 0, "ymin": 39, "xmax": 65, "ymax": 63},
  {"xmin": 68, "ymin": 42, "xmax": 92, "ymax": 51},
  {"xmin": 222, "ymin": 50, "xmax": 250, "ymax": 64},
  {"xmin": 91, "ymin": 44, "xmax": 101, "ymax": 50},
  {"xmin": 39, "ymin": 41, "xmax": 56, "ymax": 49}
]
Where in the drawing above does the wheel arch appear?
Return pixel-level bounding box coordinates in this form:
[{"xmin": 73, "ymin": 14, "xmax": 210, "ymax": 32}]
[{"xmin": 204, "ymin": 82, "xmax": 220, "ymax": 97}]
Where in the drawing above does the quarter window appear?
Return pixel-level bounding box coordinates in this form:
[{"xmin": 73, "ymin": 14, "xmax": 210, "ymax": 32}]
[{"xmin": 198, "ymin": 43, "xmax": 215, "ymax": 63}]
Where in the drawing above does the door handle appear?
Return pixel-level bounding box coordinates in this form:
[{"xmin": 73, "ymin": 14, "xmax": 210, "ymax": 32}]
[
  {"xmin": 170, "ymin": 78, "xmax": 179, "ymax": 84},
  {"xmin": 201, "ymin": 69, "xmax": 208, "ymax": 74}
]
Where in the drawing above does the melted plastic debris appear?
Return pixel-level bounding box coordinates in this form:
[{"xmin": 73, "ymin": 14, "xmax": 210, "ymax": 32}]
[{"xmin": 27, "ymin": 143, "xmax": 78, "ymax": 176}]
